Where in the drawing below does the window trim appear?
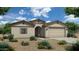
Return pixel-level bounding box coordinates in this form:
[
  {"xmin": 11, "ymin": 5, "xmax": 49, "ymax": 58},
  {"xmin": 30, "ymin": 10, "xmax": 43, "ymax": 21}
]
[{"xmin": 20, "ymin": 27, "xmax": 27, "ymax": 34}]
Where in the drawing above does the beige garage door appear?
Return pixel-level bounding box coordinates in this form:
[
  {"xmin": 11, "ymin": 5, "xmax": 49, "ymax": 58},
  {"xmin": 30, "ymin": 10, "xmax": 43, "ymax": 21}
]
[{"xmin": 46, "ymin": 28, "xmax": 65, "ymax": 38}]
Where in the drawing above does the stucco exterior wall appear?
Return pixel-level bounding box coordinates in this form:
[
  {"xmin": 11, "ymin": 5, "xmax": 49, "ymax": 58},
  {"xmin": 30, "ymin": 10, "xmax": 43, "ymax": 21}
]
[
  {"xmin": 48, "ymin": 23, "xmax": 65, "ymax": 27},
  {"xmin": 11, "ymin": 27, "xmax": 34, "ymax": 39},
  {"xmin": 11, "ymin": 23, "xmax": 34, "ymax": 39},
  {"xmin": 34, "ymin": 24, "xmax": 43, "ymax": 28},
  {"xmin": 12, "ymin": 23, "xmax": 31, "ymax": 27}
]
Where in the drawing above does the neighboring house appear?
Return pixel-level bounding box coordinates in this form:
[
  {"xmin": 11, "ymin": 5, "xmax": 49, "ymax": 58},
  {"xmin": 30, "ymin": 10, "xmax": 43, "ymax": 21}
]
[{"xmin": 11, "ymin": 19, "xmax": 68, "ymax": 39}]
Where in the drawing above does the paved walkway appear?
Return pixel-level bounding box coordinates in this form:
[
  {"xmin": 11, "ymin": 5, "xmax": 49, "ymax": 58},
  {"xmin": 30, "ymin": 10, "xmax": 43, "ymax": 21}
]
[{"xmin": 38, "ymin": 37, "xmax": 79, "ymax": 43}]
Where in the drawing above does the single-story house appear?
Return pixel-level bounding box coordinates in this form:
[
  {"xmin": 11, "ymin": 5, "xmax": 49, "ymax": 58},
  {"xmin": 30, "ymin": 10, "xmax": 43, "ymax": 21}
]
[{"xmin": 11, "ymin": 19, "xmax": 68, "ymax": 39}]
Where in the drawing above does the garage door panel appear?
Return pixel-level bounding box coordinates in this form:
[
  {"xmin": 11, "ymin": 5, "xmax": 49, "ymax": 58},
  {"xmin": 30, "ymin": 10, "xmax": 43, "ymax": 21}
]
[{"xmin": 46, "ymin": 28, "xmax": 65, "ymax": 38}]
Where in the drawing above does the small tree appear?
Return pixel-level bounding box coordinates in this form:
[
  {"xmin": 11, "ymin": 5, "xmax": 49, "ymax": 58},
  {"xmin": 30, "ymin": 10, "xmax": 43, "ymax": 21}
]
[
  {"xmin": 65, "ymin": 7, "xmax": 79, "ymax": 17},
  {"xmin": 0, "ymin": 7, "xmax": 10, "ymax": 39},
  {"xmin": 65, "ymin": 22, "xmax": 78, "ymax": 37},
  {"xmin": 0, "ymin": 7, "xmax": 10, "ymax": 15},
  {"xmin": 3, "ymin": 23, "xmax": 11, "ymax": 34},
  {"xmin": 0, "ymin": 28, "xmax": 3, "ymax": 34}
]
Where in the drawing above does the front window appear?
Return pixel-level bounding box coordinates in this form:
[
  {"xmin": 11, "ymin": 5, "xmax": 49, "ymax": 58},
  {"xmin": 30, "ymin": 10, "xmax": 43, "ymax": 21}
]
[{"xmin": 20, "ymin": 28, "xmax": 27, "ymax": 34}]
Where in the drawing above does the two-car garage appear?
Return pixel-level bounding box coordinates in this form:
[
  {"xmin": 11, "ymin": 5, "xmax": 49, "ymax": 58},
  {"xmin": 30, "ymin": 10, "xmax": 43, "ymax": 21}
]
[{"xmin": 45, "ymin": 23, "xmax": 67, "ymax": 38}]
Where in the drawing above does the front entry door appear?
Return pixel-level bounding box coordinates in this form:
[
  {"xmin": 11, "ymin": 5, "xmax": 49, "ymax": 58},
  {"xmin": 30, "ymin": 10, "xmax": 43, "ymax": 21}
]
[{"xmin": 35, "ymin": 26, "xmax": 42, "ymax": 37}]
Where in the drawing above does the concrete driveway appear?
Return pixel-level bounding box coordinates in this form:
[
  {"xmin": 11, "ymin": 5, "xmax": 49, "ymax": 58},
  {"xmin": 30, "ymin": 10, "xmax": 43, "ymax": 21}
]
[{"xmin": 38, "ymin": 37, "xmax": 79, "ymax": 43}]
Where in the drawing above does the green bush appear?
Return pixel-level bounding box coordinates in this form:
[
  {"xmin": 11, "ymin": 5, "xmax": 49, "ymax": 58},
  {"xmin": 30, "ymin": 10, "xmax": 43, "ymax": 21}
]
[
  {"xmin": 21, "ymin": 41, "xmax": 29, "ymax": 46},
  {"xmin": 47, "ymin": 45, "xmax": 52, "ymax": 49},
  {"xmin": 8, "ymin": 34, "xmax": 14, "ymax": 41},
  {"xmin": 38, "ymin": 40, "xmax": 49, "ymax": 46},
  {"xmin": 8, "ymin": 34, "xmax": 13, "ymax": 39},
  {"xmin": 38, "ymin": 45, "xmax": 45, "ymax": 49},
  {"xmin": 65, "ymin": 41, "xmax": 79, "ymax": 51},
  {"xmin": 0, "ymin": 42, "xmax": 14, "ymax": 51},
  {"xmin": 30, "ymin": 36, "xmax": 37, "ymax": 41},
  {"xmin": 8, "ymin": 34, "xmax": 18, "ymax": 42},
  {"xmin": 38, "ymin": 40, "xmax": 52, "ymax": 49},
  {"xmin": 3, "ymin": 36, "xmax": 8, "ymax": 39},
  {"xmin": 58, "ymin": 40, "xmax": 67, "ymax": 45},
  {"xmin": 67, "ymin": 32, "xmax": 74, "ymax": 37},
  {"xmin": 67, "ymin": 30, "xmax": 75, "ymax": 37},
  {"xmin": 8, "ymin": 46, "xmax": 14, "ymax": 51}
]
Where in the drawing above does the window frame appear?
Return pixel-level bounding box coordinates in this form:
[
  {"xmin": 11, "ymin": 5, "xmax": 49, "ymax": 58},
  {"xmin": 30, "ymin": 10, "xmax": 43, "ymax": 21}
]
[{"xmin": 20, "ymin": 27, "xmax": 27, "ymax": 34}]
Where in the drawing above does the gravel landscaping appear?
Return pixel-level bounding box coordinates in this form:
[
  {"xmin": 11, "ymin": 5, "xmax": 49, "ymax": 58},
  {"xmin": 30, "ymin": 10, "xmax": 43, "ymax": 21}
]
[{"xmin": 0, "ymin": 37, "xmax": 78, "ymax": 51}]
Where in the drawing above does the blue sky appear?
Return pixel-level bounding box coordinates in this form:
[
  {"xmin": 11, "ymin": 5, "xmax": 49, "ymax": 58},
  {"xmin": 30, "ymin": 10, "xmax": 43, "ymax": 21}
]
[
  {"xmin": 7, "ymin": 7, "xmax": 66, "ymax": 21},
  {"xmin": 0, "ymin": 7, "xmax": 79, "ymax": 24}
]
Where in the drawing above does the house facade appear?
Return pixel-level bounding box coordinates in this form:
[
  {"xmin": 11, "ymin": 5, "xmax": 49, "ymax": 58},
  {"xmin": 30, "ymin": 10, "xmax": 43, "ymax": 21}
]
[{"xmin": 11, "ymin": 19, "xmax": 68, "ymax": 39}]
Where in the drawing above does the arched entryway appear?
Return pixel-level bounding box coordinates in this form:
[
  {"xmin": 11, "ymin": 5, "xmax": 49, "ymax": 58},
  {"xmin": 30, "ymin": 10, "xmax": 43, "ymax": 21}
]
[{"xmin": 35, "ymin": 26, "xmax": 42, "ymax": 37}]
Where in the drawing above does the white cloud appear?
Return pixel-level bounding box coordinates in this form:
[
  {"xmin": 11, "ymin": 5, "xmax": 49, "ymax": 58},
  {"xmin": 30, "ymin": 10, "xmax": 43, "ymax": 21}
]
[
  {"xmin": 0, "ymin": 21, "xmax": 9, "ymax": 24},
  {"xmin": 64, "ymin": 14, "xmax": 79, "ymax": 23},
  {"xmin": 0, "ymin": 16, "xmax": 3, "ymax": 19},
  {"xmin": 10, "ymin": 20, "xmax": 19, "ymax": 23},
  {"xmin": 19, "ymin": 9, "xmax": 25, "ymax": 15},
  {"xmin": 0, "ymin": 14, "xmax": 16, "ymax": 24},
  {"xmin": 31, "ymin": 18, "xmax": 37, "ymax": 21},
  {"xmin": 1, "ymin": 13, "xmax": 19, "ymax": 21},
  {"xmin": 0, "ymin": 13, "xmax": 27, "ymax": 24},
  {"xmin": 31, "ymin": 7, "xmax": 52, "ymax": 18},
  {"xmin": 46, "ymin": 20, "xmax": 51, "ymax": 23},
  {"xmin": 16, "ymin": 16, "xmax": 27, "ymax": 20},
  {"xmin": 3, "ymin": 15, "xmax": 14, "ymax": 19},
  {"xmin": 0, "ymin": 15, "xmax": 13, "ymax": 22},
  {"xmin": 41, "ymin": 8, "xmax": 51, "ymax": 18},
  {"xmin": 11, "ymin": 16, "xmax": 27, "ymax": 23}
]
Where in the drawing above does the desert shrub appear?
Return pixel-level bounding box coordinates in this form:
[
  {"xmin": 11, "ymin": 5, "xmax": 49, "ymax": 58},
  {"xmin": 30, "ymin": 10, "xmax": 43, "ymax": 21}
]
[
  {"xmin": 38, "ymin": 40, "xmax": 49, "ymax": 46},
  {"xmin": 38, "ymin": 40, "xmax": 52, "ymax": 49},
  {"xmin": 58, "ymin": 40, "xmax": 67, "ymax": 45},
  {"xmin": 38, "ymin": 45, "xmax": 45, "ymax": 49},
  {"xmin": 8, "ymin": 34, "xmax": 13, "ymax": 40},
  {"xmin": 30, "ymin": 36, "xmax": 37, "ymax": 41},
  {"xmin": 47, "ymin": 45, "xmax": 52, "ymax": 49},
  {"xmin": 3, "ymin": 36, "xmax": 8, "ymax": 39},
  {"xmin": 21, "ymin": 41, "xmax": 29, "ymax": 46},
  {"xmin": 8, "ymin": 34, "xmax": 14, "ymax": 41},
  {"xmin": 0, "ymin": 42, "xmax": 14, "ymax": 51},
  {"xmin": 8, "ymin": 46, "xmax": 14, "ymax": 51},
  {"xmin": 65, "ymin": 41, "xmax": 79, "ymax": 51},
  {"xmin": 8, "ymin": 34, "xmax": 18, "ymax": 42}
]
